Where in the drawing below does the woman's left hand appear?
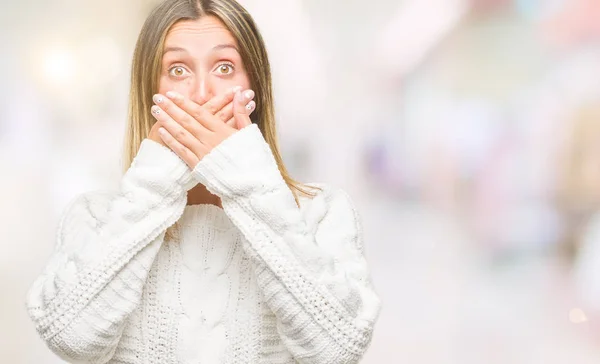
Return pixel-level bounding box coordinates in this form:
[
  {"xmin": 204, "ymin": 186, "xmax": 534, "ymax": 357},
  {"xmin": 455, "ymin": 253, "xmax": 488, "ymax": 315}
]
[{"xmin": 151, "ymin": 89, "xmax": 256, "ymax": 169}]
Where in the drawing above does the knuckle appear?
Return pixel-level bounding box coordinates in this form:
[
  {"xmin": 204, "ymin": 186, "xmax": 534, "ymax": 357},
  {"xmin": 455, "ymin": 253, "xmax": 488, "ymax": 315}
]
[
  {"xmin": 184, "ymin": 103, "xmax": 197, "ymax": 116},
  {"xmin": 185, "ymin": 114, "xmax": 198, "ymax": 125},
  {"xmin": 174, "ymin": 129, "xmax": 186, "ymax": 140},
  {"xmin": 215, "ymin": 111, "xmax": 226, "ymax": 121},
  {"xmin": 192, "ymin": 108, "xmax": 208, "ymax": 121},
  {"xmin": 205, "ymin": 103, "xmax": 217, "ymax": 114},
  {"xmin": 176, "ymin": 144, "xmax": 187, "ymax": 155}
]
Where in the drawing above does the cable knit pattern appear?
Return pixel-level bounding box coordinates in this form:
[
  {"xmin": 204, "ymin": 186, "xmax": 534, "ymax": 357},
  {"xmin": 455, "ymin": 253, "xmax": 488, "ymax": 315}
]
[
  {"xmin": 193, "ymin": 124, "xmax": 381, "ymax": 363},
  {"xmin": 26, "ymin": 124, "xmax": 381, "ymax": 364}
]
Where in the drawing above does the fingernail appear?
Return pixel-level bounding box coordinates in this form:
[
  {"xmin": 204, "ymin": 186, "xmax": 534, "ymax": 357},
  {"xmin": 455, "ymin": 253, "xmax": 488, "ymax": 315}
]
[
  {"xmin": 153, "ymin": 94, "xmax": 164, "ymax": 104},
  {"xmin": 166, "ymin": 91, "xmax": 181, "ymax": 101},
  {"xmin": 244, "ymin": 90, "xmax": 255, "ymax": 101},
  {"xmin": 246, "ymin": 101, "xmax": 256, "ymax": 112},
  {"xmin": 151, "ymin": 105, "xmax": 161, "ymax": 115}
]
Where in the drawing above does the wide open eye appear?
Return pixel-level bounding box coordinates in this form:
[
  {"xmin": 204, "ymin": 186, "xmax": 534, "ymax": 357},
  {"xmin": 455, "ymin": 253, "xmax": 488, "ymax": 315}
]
[
  {"xmin": 168, "ymin": 66, "xmax": 190, "ymax": 78},
  {"xmin": 214, "ymin": 62, "xmax": 234, "ymax": 76}
]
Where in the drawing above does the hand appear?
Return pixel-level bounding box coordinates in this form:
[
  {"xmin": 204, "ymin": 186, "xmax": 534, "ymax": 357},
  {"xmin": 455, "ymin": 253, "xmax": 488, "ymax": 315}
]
[
  {"xmin": 149, "ymin": 87, "xmax": 256, "ymax": 169},
  {"xmin": 147, "ymin": 86, "xmax": 253, "ymax": 148}
]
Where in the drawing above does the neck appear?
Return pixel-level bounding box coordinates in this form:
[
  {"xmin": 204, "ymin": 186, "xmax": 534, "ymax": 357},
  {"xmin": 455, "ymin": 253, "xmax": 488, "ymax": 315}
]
[{"xmin": 187, "ymin": 184, "xmax": 221, "ymax": 208}]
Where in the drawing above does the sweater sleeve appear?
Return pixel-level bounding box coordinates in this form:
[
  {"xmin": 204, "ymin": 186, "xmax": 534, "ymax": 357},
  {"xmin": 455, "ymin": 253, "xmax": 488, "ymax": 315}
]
[
  {"xmin": 192, "ymin": 124, "xmax": 382, "ymax": 364},
  {"xmin": 26, "ymin": 139, "xmax": 196, "ymax": 364}
]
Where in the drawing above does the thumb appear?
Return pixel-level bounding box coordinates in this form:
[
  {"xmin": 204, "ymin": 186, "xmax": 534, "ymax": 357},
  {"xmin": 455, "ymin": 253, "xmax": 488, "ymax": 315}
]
[{"xmin": 234, "ymin": 90, "xmax": 255, "ymax": 130}]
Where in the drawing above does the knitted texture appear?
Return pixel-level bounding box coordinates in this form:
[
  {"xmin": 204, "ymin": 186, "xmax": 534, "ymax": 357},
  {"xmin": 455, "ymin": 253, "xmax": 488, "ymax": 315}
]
[{"xmin": 26, "ymin": 124, "xmax": 381, "ymax": 364}]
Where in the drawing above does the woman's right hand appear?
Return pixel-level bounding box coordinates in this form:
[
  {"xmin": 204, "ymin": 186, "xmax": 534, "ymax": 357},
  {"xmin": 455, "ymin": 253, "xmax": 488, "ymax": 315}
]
[{"xmin": 148, "ymin": 86, "xmax": 252, "ymax": 147}]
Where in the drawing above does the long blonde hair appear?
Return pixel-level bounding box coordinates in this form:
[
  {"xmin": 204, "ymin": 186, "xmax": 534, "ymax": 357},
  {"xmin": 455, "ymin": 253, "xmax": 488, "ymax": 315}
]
[{"xmin": 122, "ymin": 0, "xmax": 318, "ymax": 206}]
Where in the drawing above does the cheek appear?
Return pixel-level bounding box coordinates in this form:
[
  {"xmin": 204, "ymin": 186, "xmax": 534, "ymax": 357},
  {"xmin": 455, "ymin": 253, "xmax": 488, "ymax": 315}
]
[
  {"xmin": 211, "ymin": 73, "xmax": 251, "ymax": 95},
  {"xmin": 235, "ymin": 72, "xmax": 251, "ymax": 90},
  {"xmin": 158, "ymin": 73, "xmax": 252, "ymax": 98},
  {"xmin": 158, "ymin": 75, "xmax": 194, "ymax": 98}
]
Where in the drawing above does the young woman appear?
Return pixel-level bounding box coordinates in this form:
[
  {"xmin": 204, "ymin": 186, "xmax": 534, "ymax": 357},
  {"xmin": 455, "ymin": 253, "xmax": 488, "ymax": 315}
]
[{"xmin": 26, "ymin": 0, "xmax": 381, "ymax": 363}]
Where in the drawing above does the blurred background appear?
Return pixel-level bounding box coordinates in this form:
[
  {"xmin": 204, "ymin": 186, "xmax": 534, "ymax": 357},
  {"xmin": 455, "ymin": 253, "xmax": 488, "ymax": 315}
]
[{"xmin": 2, "ymin": 0, "xmax": 600, "ymax": 362}]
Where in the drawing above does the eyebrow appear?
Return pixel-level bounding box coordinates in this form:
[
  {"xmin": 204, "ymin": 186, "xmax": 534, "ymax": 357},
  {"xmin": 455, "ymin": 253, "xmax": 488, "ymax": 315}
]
[
  {"xmin": 163, "ymin": 46, "xmax": 187, "ymax": 55},
  {"xmin": 163, "ymin": 44, "xmax": 239, "ymax": 55},
  {"xmin": 211, "ymin": 44, "xmax": 239, "ymax": 53}
]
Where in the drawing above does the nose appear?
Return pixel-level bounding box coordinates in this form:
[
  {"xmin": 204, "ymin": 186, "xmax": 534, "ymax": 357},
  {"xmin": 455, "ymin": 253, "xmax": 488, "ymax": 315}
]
[{"xmin": 190, "ymin": 77, "xmax": 213, "ymax": 105}]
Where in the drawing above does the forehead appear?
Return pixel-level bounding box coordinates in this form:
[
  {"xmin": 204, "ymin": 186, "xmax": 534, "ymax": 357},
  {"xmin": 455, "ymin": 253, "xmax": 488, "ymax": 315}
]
[{"xmin": 165, "ymin": 16, "xmax": 237, "ymax": 50}]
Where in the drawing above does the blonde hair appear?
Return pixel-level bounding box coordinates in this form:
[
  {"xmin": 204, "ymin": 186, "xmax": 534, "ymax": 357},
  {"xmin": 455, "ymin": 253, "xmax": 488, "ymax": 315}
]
[
  {"xmin": 122, "ymin": 0, "xmax": 319, "ymax": 208},
  {"xmin": 122, "ymin": 0, "xmax": 320, "ymax": 241},
  {"xmin": 557, "ymin": 106, "xmax": 600, "ymax": 260}
]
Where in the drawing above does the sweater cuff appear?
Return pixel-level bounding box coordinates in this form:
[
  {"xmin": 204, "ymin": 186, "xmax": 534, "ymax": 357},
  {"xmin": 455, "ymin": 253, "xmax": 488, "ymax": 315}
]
[
  {"xmin": 131, "ymin": 139, "xmax": 197, "ymax": 192},
  {"xmin": 191, "ymin": 124, "xmax": 286, "ymax": 198}
]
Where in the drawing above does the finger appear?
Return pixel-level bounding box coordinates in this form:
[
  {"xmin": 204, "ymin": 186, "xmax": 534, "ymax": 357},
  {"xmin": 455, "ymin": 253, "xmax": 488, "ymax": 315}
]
[
  {"xmin": 203, "ymin": 85, "xmax": 242, "ymax": 114},
  {"xmin": 217, "ymin": 99, "xmax": 256, "ymax": 123},
  {"xmin": 154, "ymin": 94, "xmax": 211, "ymax": 139},
  {"xmin": 157, "ymin": 127, "xmax": 200, "ymax": 169},
  {"xmin": 165, "ymin": 91, "xmax": 223, "ymax": 132},
  {"xmin": 151, "ymin": 105, "xmax": 206, "ymax": 159},
  {"xmin": 233, "ymin": 90, "xmax": 255, "ymax": 130},
  {"xmin": 165, "ymin": 87, "xmax": 244, "ymax": 120},
  {"xmin": 226, "ymin": 101, "xmax": 255, "ymax": 129},
  {"xmin": 215, "ymin": 101, "xmax": 234, "ymax": 123},
  {"xmin": 247, "ymin": 100, "xmax": 256, "ymax": 114}
]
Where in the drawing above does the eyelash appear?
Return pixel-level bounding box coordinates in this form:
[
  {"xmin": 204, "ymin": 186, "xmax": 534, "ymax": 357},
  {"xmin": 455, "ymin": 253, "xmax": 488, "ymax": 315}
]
[
  {"xmin": 168, "ymin": 65, "xmax": 189, "ymax": 78},
  {"xmin": 214, "ymin": 62, "xmax": 235, "ymax": 75},
  {"xmin": 167, "ymin": 62, "xmax": 235, "ymax": 79}
]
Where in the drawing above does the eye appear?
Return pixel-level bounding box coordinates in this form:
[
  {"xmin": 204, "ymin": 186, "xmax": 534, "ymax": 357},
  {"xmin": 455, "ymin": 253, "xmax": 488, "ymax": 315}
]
[
  {"xmin": 215, "ymin": 62, "xmax": 234, "ymax": 76},
  {"xmin": 168, "ymin": 66, "xmax": 190, "ymax": 78}
]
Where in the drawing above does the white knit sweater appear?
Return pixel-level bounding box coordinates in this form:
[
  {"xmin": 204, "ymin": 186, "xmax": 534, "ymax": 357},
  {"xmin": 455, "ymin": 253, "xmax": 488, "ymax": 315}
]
[{"xmin": 26, "ymin": 124, "xmax": 381, "ymax": 364}]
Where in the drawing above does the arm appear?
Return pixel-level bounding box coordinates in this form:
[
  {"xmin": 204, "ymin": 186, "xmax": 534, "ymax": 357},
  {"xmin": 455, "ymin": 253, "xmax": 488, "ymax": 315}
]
[
  {"xmin": 26, "ymin": 139, "xmax": 195, "ymax": 363},
  {"xmin": 193, "ymin": 125, "xmax": 382, "ymax": 364}
]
